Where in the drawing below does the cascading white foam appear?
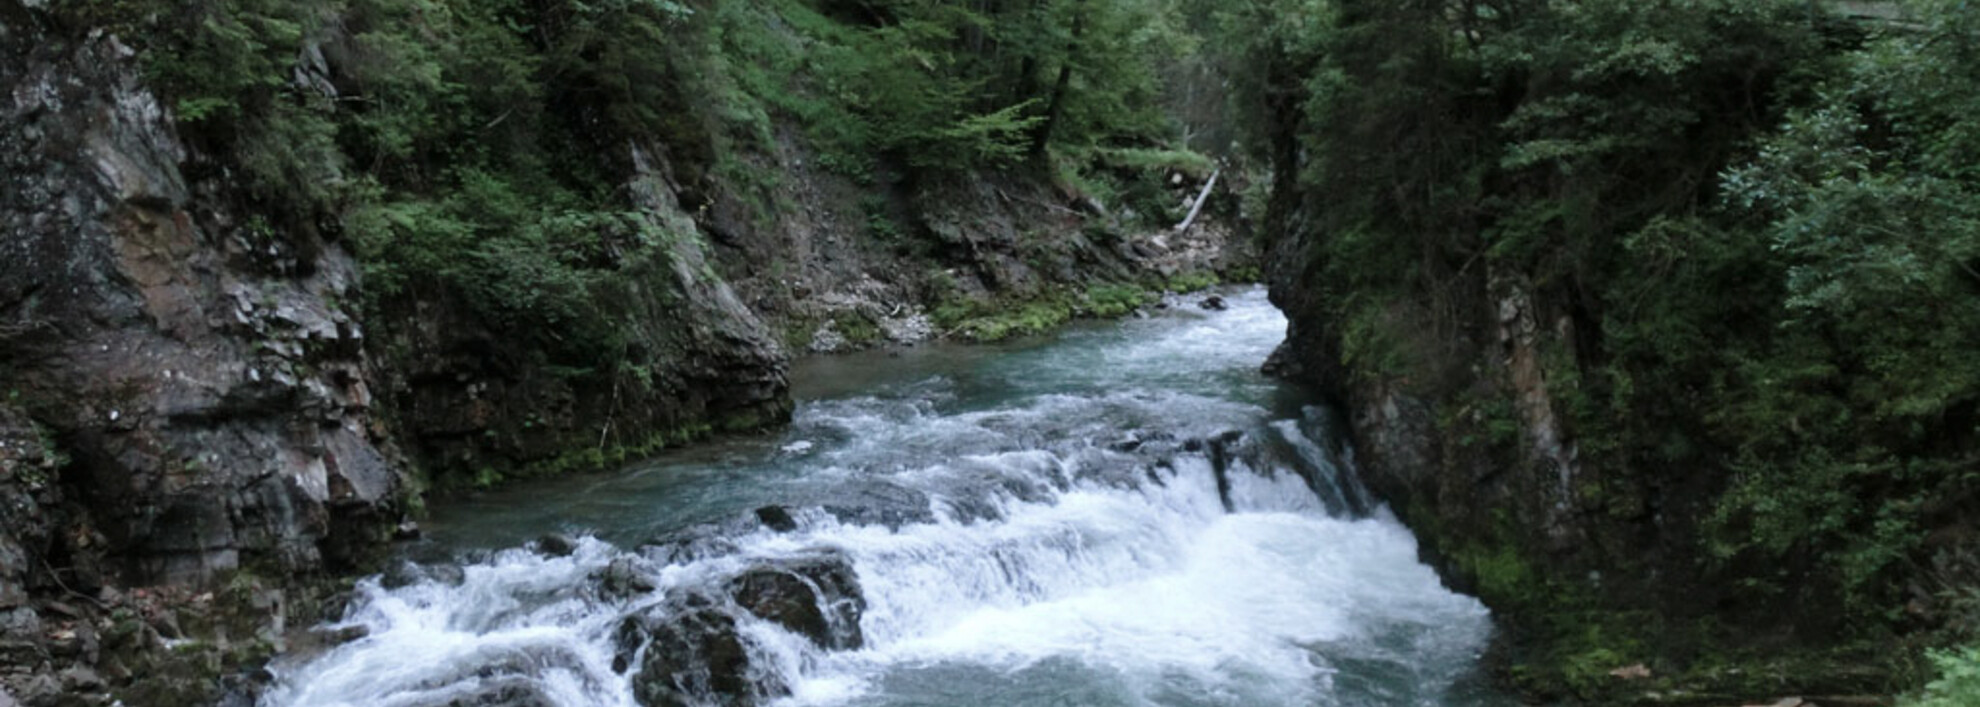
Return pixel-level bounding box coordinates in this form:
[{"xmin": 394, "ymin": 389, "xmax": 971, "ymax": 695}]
[
  {"xmin": 259, "ymin": 288, "xmax": 1501, "ymax": 707},
  {"xmin": 756, "ymin": 419, "xmax": 1491, "ymax": 706},
  {"xmin": 264, "ymin": 539, "xmax": 639, "ymax": 707}
]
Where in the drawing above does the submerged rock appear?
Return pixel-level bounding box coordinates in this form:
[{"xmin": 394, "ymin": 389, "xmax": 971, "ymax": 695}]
[
  {"xmin": 424, "ymin": 676, "xmax": 557, "ymax": 707},
  {"xmin": 818, "ymin": 482, "xmax": 937, "ymax": 530},
  {"xmin": 1106, "ymin": 430, "xmax": 1177, "ymax": 455},
  {"xmin": 639, "ymin": 519, "xmax": 755, "ymax": 565},
  {"xmin": 532, "ymin": 534, "xmax": 578, "ymax": 558}
]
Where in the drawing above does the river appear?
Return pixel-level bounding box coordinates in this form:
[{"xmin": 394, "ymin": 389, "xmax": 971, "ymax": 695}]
[{"xmin": 257, "ymin": 286, "xmax": 1510, "ymax": 707}]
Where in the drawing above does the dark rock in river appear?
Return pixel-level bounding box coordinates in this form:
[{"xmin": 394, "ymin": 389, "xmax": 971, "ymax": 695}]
[
  {"xmin": 819, "ymin": 482, "xmax": 937, "ymax": 529},
  {"xmin": 616, "ymin": 597, "xmax": 780, "ymax": 707},
  {"xmin": 727, "ymin": 555, "xmax": 865, "ymax": 651},
  {"xmin": 1194, "ymin": 430, "xmax": 1250, "ymax": 513},
  {"xmin": 379, "ymin": 561, "xmax": 467, "ymax": 590},
  {"xmin": 392, "ymin": 521, "xmax": 422, "ymax": 541},
  {"xmin": 1200, "ymin": 295, "xmax": 1228, "ymax": 311},
  {"xmin": 639, "ymin": 521, "xmax": 751, "ymax": 565},
  {"xmin": 614, "ymin": 553, "xmax": 866, "ymax": 706},
  {"xmin": 532, "ymin": 534, "xmax": 579, "ymax": 558},
  {"xmin": 597, "ymin": 557, "xmax": 658, "ymax": 600},
  {"xmin": 753, "ymin": 506, "xmax": 799, "ymax": 533}
]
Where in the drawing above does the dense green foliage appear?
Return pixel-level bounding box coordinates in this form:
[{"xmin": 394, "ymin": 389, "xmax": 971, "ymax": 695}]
[
  {"xmin": 49, "ymin": 0, "xmax": 1210, "ymax": 374},
  {"xmin": 1214, "ymin": 0, "xmax": 1980, "ymax": 698}
]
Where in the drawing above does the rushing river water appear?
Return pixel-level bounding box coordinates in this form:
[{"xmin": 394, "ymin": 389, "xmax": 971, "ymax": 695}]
[{"xmin": 259, "ymin": 287, "xmax": 1509, "ymax": 707}]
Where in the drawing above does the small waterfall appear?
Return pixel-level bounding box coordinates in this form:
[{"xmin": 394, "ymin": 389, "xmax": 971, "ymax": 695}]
[
  {"xmin": 1267, "ymin": 405, "xmax": 1376, "ymax": 517},
  {"xmin": 259, "ymin": 289, "xmax": 1500, "ymax": 707}
]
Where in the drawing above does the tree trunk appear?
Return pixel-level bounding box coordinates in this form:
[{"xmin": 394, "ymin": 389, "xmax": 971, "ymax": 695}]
[{"xmin": 1029, "ymin": 0, "xmax": 1086, "ymax": 157}]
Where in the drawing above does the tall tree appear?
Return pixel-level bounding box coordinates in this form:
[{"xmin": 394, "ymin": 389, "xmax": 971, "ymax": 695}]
[{"xmin": 1030, "ymin": 0, "xmax": 1086, "ymax": 155}]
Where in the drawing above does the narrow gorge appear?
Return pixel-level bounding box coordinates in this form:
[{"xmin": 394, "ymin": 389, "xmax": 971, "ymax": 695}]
[{"xmin": 3, "ymin": 0, "xmax": 1978, "ymax": 706}]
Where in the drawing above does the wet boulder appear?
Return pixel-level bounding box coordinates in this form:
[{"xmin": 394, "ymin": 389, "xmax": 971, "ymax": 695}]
[
  {"xmin": 379, "ymin": 560, "xmax": 466, "ymax": 590},
  {"xmin": 613, "ymin": 553, "xmax": 866, "ymax": 707},
  {"xmin": 595, "ymin": 557, "xmax": 658, "ymax": 600},
  {"xmin": 726, "ymin": 555, "xmax": 865, "ymax": 651},
  {"xmin": 531, "ymin": 534, "xmax": 579, "ymax": 558},
  {"xmin": 752, "ymin": 506, "xmax": 798, "ymax": 533},
  {"xmin": 638, "ymin": 524, "xmax": 746, "ymax": 566},
  {"xmin": 614, "ymin": 595, "xmax": 782, "ymax": 707},
  {"xmin": 818, "ymin": 481, "xmax": 936, "ymax": 529},
  {"xmin": 284, "ymin": 624, "xmax": 368, "ymax": 662}
]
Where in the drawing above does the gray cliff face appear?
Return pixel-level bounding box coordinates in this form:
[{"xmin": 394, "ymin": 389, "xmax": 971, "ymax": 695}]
[
  {"xmin": 0, "ymin": 13, "xmax": 404, "ymax": 705},
  {"xmin": 0, "ymin": 24, "xmax": 402, "ymax": 587}
]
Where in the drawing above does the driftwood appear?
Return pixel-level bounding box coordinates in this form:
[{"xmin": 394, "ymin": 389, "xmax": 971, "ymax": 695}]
[{"xmin": 1173, "ymin": 168, "xmax": 1221, "ymax": 233}]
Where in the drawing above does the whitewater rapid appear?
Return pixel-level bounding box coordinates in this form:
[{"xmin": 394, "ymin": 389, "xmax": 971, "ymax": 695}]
[{"xmin": 258, "ymin": 287, "xmax": 1503, "ymax": 707}]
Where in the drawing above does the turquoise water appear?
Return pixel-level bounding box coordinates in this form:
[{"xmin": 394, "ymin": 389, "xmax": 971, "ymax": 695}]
[{"xmin": 262, "ymin": 287, "xmax": 1511, "ymax": 707}]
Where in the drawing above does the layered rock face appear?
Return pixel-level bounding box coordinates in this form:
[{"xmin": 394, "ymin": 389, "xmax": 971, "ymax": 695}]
[
  {"xmin": 0, "ymin": 12, "xmax": 412, "ymax": 702},
  {"xmin": 0, "ymin": 21, "xmax": 401, "ymax": 587}
]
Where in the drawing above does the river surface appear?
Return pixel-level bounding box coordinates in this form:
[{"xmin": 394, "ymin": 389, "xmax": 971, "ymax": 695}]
[{"xmin": 259, "ymin": 287, "xmax": 1510, "ymax": 707}]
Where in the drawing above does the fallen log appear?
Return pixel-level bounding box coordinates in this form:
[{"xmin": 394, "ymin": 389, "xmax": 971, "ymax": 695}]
[{"xmin": 1173, "ymin": 168, "xmax": 1221, "ymax": 233}]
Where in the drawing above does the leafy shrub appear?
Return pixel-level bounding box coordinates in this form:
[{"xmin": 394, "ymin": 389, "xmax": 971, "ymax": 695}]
[
  {"xmin": 1084, "ymin": 283, "xmax": 1151, "ymax": 316},
  {"xmin": 1906, "ymin": 647, "xmax": 1980, "ymax": 707}
]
